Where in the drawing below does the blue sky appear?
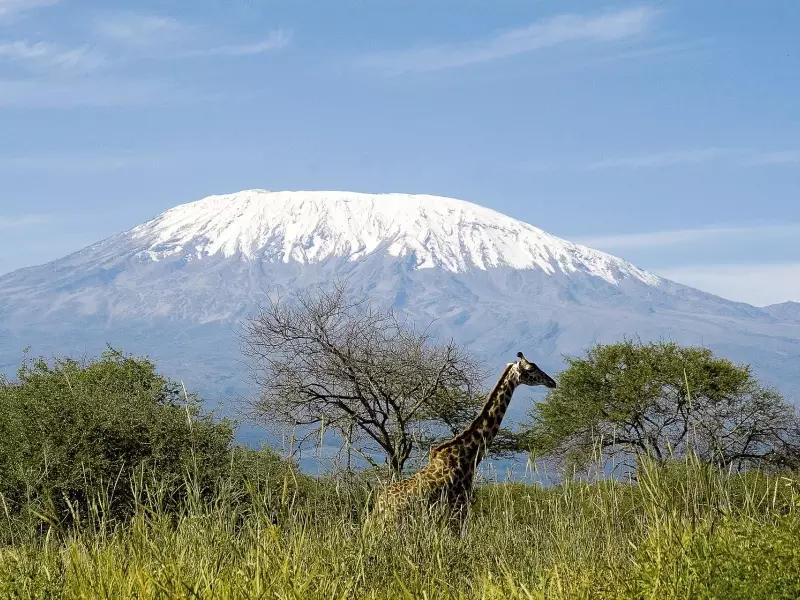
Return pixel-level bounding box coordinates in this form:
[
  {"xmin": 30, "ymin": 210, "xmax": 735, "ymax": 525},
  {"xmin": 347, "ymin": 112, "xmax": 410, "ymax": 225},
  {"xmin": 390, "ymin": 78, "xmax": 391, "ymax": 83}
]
[{"xmin": 0, "ymin": 0, "xmax": 798, "ymax": 306}]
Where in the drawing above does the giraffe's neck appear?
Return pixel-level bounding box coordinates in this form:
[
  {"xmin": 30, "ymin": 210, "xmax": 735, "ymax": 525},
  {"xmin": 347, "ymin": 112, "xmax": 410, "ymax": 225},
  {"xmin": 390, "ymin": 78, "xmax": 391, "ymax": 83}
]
[{"xmin": 435, "ymin": 363, "xmax": 519, "ymax": 465}]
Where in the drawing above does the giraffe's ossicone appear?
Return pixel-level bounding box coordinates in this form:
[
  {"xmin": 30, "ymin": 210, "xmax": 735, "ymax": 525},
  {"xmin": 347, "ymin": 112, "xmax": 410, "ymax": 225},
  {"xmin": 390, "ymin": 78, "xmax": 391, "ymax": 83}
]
[{"xmin": 369, "ymin": 351, "xmax": 557, "ymax": 535}]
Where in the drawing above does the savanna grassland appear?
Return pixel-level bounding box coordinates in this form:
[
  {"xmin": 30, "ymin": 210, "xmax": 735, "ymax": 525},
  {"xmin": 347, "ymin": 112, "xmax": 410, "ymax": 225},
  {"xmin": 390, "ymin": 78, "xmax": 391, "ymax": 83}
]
[
  {"xmin": 2, "ymin": 459, "xmax": 800, "ymax": 599},
  {"xmin": 3, "ymin": 349, "xmax": 800, "ymax": 599}
]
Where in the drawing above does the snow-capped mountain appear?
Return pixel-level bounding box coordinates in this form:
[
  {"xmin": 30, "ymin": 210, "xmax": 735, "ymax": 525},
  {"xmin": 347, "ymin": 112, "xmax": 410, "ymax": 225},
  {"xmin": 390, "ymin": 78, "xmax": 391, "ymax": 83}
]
[
  {"xmin": 1, "ymin": 189, "xmax": 799, "ymax": 436},
  {"xmin": 130, "ymin": 190, "xmax": 660, "ymax": 285}
]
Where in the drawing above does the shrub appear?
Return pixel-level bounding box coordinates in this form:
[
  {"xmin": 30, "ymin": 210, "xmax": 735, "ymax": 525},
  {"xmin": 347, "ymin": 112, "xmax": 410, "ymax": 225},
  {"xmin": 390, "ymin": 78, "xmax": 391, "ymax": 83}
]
[{"xmin": 0, "ymin": 347, "xmax": 234, "ymax": 533}]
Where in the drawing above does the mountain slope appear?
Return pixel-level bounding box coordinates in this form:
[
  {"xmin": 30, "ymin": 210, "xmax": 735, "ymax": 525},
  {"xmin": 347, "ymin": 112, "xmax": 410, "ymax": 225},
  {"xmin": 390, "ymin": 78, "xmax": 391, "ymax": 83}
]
[
  {"xmin": 764, "ymin": 301, "xmax": 800, "ymax": 322},
  {"xmin": 1, "ymin": 190, "xmax": 798, "ymax": 428}
]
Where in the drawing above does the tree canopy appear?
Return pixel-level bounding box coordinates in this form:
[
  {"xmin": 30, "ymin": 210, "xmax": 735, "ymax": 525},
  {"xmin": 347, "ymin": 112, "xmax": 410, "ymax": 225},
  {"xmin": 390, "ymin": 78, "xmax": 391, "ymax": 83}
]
[
  {"xmin": 527, "ymin": 340, "xmax": 799, "ymax": 474},
  {"xmin": 0, "ymin": 347, "xmax": 234, "ymax": 527},
  {"xmin": 241, "ymin": 282, "xmax": 492, "ymax": 478}
]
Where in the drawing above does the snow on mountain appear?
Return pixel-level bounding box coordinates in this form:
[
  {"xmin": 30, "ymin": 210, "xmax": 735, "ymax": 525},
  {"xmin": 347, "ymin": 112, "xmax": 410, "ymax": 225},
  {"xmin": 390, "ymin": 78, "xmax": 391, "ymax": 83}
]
[
  {"xmin": 130, "ymin": 190, "xmax": 660, "ymax": 286},
  {"xmin": 1, "ymin": 189, "xmax": 799, "ymax": 436}
]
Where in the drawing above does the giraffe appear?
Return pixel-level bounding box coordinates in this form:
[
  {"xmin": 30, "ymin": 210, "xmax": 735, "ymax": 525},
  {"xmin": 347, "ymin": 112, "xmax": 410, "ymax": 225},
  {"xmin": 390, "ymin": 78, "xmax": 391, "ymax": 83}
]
[{"xmin": 370, "ymin": 351, "xmax": 557, "ymax": 534}]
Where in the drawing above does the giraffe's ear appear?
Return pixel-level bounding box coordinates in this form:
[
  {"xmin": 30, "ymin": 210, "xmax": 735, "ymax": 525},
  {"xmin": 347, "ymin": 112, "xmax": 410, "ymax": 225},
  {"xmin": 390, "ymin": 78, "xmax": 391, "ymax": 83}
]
[{"xmin": 516, "ymin": 352, "xmax": 536, "ymax": 369}]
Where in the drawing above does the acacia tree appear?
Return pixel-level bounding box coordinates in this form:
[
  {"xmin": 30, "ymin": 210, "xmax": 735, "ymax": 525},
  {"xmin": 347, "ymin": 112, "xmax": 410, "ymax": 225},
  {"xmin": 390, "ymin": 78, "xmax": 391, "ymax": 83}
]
[
  {"xmin": 240, "ymin": 282, "xmax": 488, "ymax": 478},
  {"xmin": 527, "ymin": 339, "xmax": 799, "ymax": 474}
]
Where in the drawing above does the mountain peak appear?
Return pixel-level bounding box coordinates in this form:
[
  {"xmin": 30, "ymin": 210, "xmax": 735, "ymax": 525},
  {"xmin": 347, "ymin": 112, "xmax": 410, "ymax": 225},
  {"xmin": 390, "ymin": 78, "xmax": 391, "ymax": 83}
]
[
  {"xmin": 763, "ymin": 301, "xmax": 800, "ymax": 321},
  {"xmin": 3, "ymin": 189, "xmax": 799, "ymax": 417},
  {"xmin": 130, "ymin": 189, "xmax": 661, "ymax": 286}
]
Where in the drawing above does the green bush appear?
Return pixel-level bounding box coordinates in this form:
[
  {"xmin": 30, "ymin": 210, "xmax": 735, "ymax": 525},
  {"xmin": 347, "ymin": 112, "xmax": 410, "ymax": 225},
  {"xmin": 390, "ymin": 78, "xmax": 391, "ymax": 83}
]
[
  {"xmin": 528, "ymin": 339, "xmax": 797, "ymax": 474},
  {"xmin": 0, "ymin": 347, "xmax": 235, "ymax": 533}
]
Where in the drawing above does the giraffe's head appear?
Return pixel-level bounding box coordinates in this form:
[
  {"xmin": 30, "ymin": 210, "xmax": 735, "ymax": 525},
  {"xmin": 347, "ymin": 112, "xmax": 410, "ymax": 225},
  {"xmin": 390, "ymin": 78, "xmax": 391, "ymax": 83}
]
[{"xmin": 514, "ymin": 352, "xmax": 557, "ymax": 388}]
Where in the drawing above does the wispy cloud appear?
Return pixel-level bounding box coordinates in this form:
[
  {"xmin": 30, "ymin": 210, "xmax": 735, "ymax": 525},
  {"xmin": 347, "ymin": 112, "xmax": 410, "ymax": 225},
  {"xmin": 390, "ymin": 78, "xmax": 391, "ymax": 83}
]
[
  {"xmin": 358, "ymin": 6, "xmax": 659, "ymax": 74},
  {"xmin": 0, "ymin": 40, "xmax": 106, "ymax": 72},
  {"xmin": 515, "ymin": 147, "xmax": 738, "ymax": 172},
  {"xmin": 743, "ymin": 150, "xmax": 800, "ymax": 167},
  {"xmin": 187, "ymin": 30, "xmax": 292, "ymax": 57},
  {"xmin": 657, "ymin": 263, "xmax": 800, "ymax": 307},
  {"xmin": 0, "ymin": 154, "xmax": 156, "ymax": 170},
  {"xmin": 586, "ymin": 147, "xmax": 738, "ymax": 170},
  {"xmin": 91, "ymin": 12, "xmax": 195, "ymax": 48},
  {"xmin": 0, "ymin": 213, "xmax": 53, "ymax": 229},
  {"xmin": 577, "ymin": 223, "xmax": 800, "ymax": 251},
  {"xmin": 0, "ymin": 0, "xmax": 59, "ymax": 23},
  {"xmin": 0, "ymin": 78, "xmax": 192, "ymax": 108},
  {"xmin": 0, "ymin": 8, "xmax": 289, "ymax": 108},
  {"xmin": 91, "ymin": 11, "xmax": 290, "ymax": 59},
  {"xmin": 515, "ymin": 147, "xmax": 800, "ymax": 173},
  {"xmin": 585, "ymin": 39, "xmax": 707, "ymax": 66}
]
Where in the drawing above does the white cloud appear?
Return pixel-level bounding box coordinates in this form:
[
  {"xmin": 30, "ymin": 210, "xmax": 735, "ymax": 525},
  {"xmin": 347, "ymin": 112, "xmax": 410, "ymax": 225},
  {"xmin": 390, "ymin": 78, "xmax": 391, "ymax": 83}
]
[
  {"xmin": 91, "ymin": 12, "xmax": 194, "ymax": 47},
  {"xmin": 586, "ymin": 39, "xmax": 706, "ymax": 66},
  {"xmin": 743, "ymin": 150, "xmax": 800, "ymax": 166},
  {"xmin": 0, "ymin": 78, "xmax": 191, "ymax": 107},
  {"xmin": 359, "ymin": 6, "xmax": 659, "ymax": 74},
  {"xmin": 578, "ymin": 224, "xmax": 800, "ymax": 306},
  {"xmin": 0, "ymin": 40, "xmax": 106, "ymax": 72},
  {"xmin": 657, "ymin": 263, "xmax": 800, "ymax": 307},
  {"xmin": 586, "ymin": 148, "xmax": 800, "ymax": 170},
  {"xmin": 0, "ymin": 154, "xmax": 154, "ymax": 170},
  {"xmin": 0, "ymin": 213, "xmax": 52, "ymax": 229},
  {"xmin": 0, "ymin": 40, "xmax": 51, "ymax": 60},
  {"xmin": 189, "ymin": 30, "xmax": 291, "ymax": 57},
  {"xmin": 577, "ymin": 223, "xmax": 800, "ymax": 250},
  {"xmin": 515, "ymin": 147, "xmax": 800, "ymax": 173},
  {"xmin": 586, "ymin": 147, "xmax": 739, "ymax": 170},
  {"xmin": 0, "ymin": 9, "xmax": 287, "ymax": 115},
  {"xmin": 0, "ymin": 0, "xmax": 59, "ymax": 23},
  {"xmin": 91, "ymin": 11, "xmax": 290, "ymax": 59}
]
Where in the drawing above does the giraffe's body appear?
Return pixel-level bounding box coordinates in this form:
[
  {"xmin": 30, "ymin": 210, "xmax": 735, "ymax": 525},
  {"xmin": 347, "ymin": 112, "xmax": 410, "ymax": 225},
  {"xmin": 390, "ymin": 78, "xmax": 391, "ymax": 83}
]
[{"xmin": 371, "ymin": 352, "xmax": 557, "ymax": 533}]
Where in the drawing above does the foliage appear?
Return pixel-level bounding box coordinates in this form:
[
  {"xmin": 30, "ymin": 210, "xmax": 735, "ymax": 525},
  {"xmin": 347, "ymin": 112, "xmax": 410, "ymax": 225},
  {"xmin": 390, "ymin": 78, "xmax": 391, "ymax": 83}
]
[
  {"xmin": 527, "ymin": 339, "xmax": 799, "ymax": 474},
  {"xmin": 1, "ymin": 457, "xmax": 800, "ymax": 598},
  {"xmin": 241, "ymin": 281, "xmax": 487, "ymax": 478},
  {"xmin": 0, "ymin": 347, "xmax": 235, "ymax": 530},
  {"xmin": 0, "ymin": 340, "xmax": 799, "ymax": 596}
]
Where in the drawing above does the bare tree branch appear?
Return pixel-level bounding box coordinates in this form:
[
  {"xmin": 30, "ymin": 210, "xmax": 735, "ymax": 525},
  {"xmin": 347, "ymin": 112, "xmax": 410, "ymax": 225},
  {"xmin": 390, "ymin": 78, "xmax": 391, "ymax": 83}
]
[{"xmin": 240, "ymin": 281, "xmax": 487, "ymax": 478}]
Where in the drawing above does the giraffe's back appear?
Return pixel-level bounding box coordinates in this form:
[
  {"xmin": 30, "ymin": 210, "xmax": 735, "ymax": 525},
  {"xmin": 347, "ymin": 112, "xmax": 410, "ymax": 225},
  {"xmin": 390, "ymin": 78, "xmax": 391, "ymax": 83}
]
[
  {"xmin": 371, "ymin": 452, "xmax": 469, "ymax": 520},
  {"xmin": 374, "ymin": 468, "xmax": 455, "ymax": 517}
]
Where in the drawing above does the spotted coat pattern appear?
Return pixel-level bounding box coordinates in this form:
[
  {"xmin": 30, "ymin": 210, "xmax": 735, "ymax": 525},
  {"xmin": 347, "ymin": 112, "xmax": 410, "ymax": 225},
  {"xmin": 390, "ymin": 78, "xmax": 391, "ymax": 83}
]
[{"xmin": 371, "ymin": 352, "xmax": 557, "ymax": 533}]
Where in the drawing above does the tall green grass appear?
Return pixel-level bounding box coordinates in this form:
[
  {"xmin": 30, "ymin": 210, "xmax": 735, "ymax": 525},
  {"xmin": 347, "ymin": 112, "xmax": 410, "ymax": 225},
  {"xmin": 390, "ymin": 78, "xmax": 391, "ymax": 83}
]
[{"xmin": 1, "ymin": 456, "xmax": 799, "ymax": 599}]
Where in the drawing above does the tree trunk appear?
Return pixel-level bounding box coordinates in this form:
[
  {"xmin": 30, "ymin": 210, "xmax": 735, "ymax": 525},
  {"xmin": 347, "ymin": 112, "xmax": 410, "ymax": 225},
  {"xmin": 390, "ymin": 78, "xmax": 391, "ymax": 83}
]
[
  {"xmin": 388, "ymin": 444, "xmax": 413, "ymax": 480},
  {"xmin": 388, "ymin": 453, "xmax": 404, "ymax": 480}
]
